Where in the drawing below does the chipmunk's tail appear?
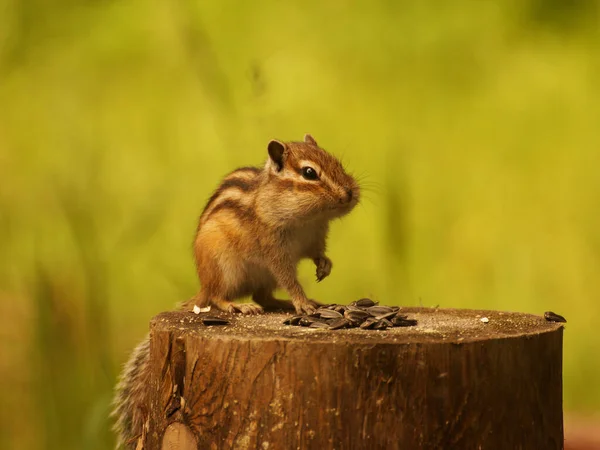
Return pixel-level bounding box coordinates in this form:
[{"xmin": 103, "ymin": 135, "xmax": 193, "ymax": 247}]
[{"xmin": 111, "ymin": 335, "xmax": 151, "ymax": 450}]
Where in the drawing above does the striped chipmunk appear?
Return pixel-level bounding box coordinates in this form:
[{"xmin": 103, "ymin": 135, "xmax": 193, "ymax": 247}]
[
  {"xmin": 112, "ymin": 134, "xmax": 360, "ymax": 448},
  {"xmin": 182, "ymin": 133, "xmax": 360, "ymax": 315}
]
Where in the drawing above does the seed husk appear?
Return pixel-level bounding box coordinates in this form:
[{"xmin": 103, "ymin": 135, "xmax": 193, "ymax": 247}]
[
  {"xmin": 359, "ymin": 317, "xmax": 378, "ymax": 329},
  {"xmin": 201, "ymin": 316, "xmax": 229, "ymax": 326},
  {"xmin": 318, "ymin": 309, "xmax": 344, "ymax": 319},
  {"xmin": 306, "ymin": 313, "xmax": 330, "ymax": 324},
  {"xmin": 379, "ymin": 318, "xmax": 393, "ymax": 327},
  {"xmin": 334, "ymin": 305, "xmax": 347, "ymax": 313},
  {"xmin": 544, "ymin": 311, "xmax": 567, "ymax": 323},
  {"xmin": 299, "ymin": 317, "xmax": 313, "ymax": 327},
  {"xmin": 367, "ymin": 306, "xmax": 394, "ymax": 316},
  {"xmin": 345, "ymin": 309, "xmax": 371, "ymax": 323},
  {"xmin": 309, "ymin": 321, "xmax": 330, "ymax": 329},
  {"xmin": 374, "ymin": 310, "xmax": 398, "ymax": 321},
  {"xmin": 353, "ymin": 298, "xmax": 377, "ymax": 308},
  {"xmin": 329, "ymin": 318, "xmax": 351, "ymax": 330},
  {"xmin": 313, "ymin": 316, "xmax": 332, "ymax": 324},
  {"xmin": 373, "ymin": 320, "xmax": 389, "ymax": 330},
  {"xmin": 346, "ymin": 305, "xmax": 364, "ymax": 312},
  {"xmin": 283, "ymin": 315, "xmax": 304, "ymax": 325}
]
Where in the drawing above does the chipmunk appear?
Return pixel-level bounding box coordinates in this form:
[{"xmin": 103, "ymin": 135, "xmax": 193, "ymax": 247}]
[
  {"xmin": 183, "ymin": 133, "xmax": 360, "ymax": 315},
  {"xmin": 112, "ymin": 134, "xmax": 359, "ymax": 449}
]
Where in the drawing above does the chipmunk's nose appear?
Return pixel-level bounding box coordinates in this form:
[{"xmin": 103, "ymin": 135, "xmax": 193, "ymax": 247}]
[{"xmin": 345, "ymin": 188, "xmax": 353, "ymax": 202}]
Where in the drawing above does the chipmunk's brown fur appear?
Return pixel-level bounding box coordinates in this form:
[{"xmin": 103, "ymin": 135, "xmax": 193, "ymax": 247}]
[{"xmin": 112, "ymin": 135, "xmax": 359, "ymax": 449}]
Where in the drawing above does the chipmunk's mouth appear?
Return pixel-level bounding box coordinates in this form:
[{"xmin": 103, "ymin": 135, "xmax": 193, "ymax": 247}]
[{"xmin": 327, "ymin": 199, "xmax": 358, "ymax": 216}]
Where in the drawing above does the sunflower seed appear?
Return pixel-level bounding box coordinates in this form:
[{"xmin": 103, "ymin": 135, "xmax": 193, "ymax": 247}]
[
  {"xmin": 283, "ymin": 315, "xmax": 303, "ymax": 325},
  {"xmin": 359, "ymin": 317, "xmax": 378, "ymax": 329},
  {"xmin": 201, "ymin": 316, "xmax": 229, "ymax": 326},
  {"xmin": 373, "ymin": 320, "xmax": 389, "ymax": 330},
  {"xmin": 374, "ymin": 310, "xmax": 398, "ymax": 321},
  {"xmin": 309, "ymin": 321, "xmax": 330, "ymax": 329},
  {"xmin": 318, "ymin": 309, "xmax": 343, "ymax": 319},
  {"xmin": 346, "ymin": 305, "xmax": 364, "ymax": 312},
  {"xmin": 353, "ymin": 298, "xmax": 377, "ymax": 308},
  {"xmin": 314, "ymin": 317, "xmax": 332, "ymax": 324},
  {"xmin": 329, "ymin": 318, "xmax": 351, "ymax": 330},
  {"xmin": 306, "ymin": 313, "xmax": 330, "ymax": 323},
  {"xmin": 544, "ymin": 311, "xmax": 567, "ymax": 323},
  {"xmin": 367, "ymin": 306, "xmax": 394, "ymax": 316},
  {"xmin": 345, "ymin": 310, "xmax": 371, "ymax": 323},
  {"xmin": 334, "ymin": 305, "xmax": 347, "ymax": 313},
  {"xmin": 380, "ymin": 318, "xmax": 393, "ymax": 327},
  {"xmin": 299, "ymin": 317, "xmax": 313, "ymax": 327}
]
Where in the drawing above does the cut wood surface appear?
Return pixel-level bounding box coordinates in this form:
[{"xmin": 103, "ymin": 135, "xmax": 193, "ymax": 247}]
[{"xmin": 144, "ymin": 307, "xmax": 564, "ymax": 450}]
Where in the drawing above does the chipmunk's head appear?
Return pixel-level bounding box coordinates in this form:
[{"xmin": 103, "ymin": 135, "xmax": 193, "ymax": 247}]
[{"xmin": 264, "ymin": 134, "xmax": 360, "ymax": 222}]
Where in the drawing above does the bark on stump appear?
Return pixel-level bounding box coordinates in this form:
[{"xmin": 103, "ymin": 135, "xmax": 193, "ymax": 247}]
[{"xmin": 145, "ymin": 307, "xmax": 564, "ymax": 450}]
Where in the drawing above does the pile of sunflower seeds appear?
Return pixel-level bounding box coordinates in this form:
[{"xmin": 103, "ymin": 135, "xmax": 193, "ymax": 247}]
[{"xmin": 283, "ymin": 298, "xmax": 417, "ymax": 331}]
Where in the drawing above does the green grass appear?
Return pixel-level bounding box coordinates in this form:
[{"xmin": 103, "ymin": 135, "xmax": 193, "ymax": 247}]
[{"xmin": 1, "ymin": 1, "xmax": 599, "ymax": 448}]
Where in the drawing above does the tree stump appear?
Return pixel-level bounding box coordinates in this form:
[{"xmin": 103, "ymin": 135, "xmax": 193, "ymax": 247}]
[{"xmin": 144, "ymin": 307, "xmax": 564, "ymax": 450}]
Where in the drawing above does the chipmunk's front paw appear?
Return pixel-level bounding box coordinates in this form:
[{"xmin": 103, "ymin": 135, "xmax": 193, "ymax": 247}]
[{"xmin": 315, "ymin": 256, "xmax": 332, "ymax": 282}]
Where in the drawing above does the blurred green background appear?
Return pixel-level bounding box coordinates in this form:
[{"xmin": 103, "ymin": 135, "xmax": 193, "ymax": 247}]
[{"xmin": 1, "ymin": 0, "xmax": 599, "ymax": 449}]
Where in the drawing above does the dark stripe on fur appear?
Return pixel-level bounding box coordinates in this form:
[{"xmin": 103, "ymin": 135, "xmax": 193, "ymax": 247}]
[
  {"xmin": 202, "ymin": 172, "xmax": 259, "ymax": 215},
  {"xmin": 295, "ymin": 181, "xmax": 322, "ymax": 192},
  {"xmin": 220, "ymin": 177, "xmax": 256, "ymax": 193},
  {"xmin": 206, "ymin": 199, "xmax": 257, "ymax": 222},
  {"xmin": 276, "ymin": 178, "xmax": 321, "ymax": 193},
  {"xmin": 277, "ymin": 179, "xmax": 295, "ymax": 191}
]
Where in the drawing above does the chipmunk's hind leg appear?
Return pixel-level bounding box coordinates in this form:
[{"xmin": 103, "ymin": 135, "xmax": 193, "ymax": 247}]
[
  {"xmin": 252, "ymin": 288, "xmax": 295, "ymax": 312},
  {"xmin": 191, "ymin": 243, "xmax": 262, "ymax": 314}
]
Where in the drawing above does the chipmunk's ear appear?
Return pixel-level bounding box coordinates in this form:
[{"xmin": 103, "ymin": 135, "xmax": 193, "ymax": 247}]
[
  {"xmin": 304, "ymin": 134, "xmax": 317, "ymax": 146},
  {"xmin": 267, "ymin": 140, "xmax": 286, "ymax": 171}
]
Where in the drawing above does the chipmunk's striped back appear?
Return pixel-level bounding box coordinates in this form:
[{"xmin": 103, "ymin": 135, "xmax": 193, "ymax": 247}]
[{"xmin": 198, "ymin": 167, "xmax": 263, "ymax": 230}]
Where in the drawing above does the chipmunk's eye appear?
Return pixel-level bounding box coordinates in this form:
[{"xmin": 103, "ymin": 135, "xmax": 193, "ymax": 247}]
[{"xmin": 301, "ymin": 167, "xmax": 319, "ymax": 181}]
